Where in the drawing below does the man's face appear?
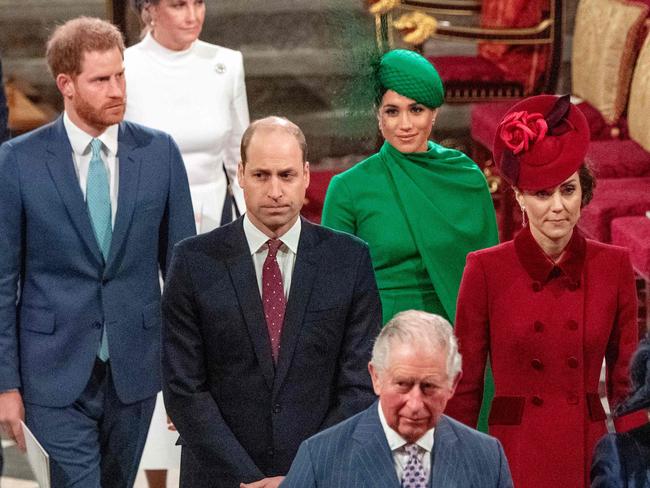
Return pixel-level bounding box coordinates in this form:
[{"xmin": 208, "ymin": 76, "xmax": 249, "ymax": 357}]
[
  {"xmin": 370, "ymin": 343, "xmax": 458, "ymax": 443},
  {"xmin": 238, "ymin": 128, "xmax": 309, "ymax": 238},
  {"xmin": 57, "ymin": 47, "xmax": 126, "ymax": 136}
]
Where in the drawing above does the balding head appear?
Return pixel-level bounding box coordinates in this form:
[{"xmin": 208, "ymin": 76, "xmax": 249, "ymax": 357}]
[{"xmin": 240, "ymin": 116, "xmax": 307, "ymax": 166}]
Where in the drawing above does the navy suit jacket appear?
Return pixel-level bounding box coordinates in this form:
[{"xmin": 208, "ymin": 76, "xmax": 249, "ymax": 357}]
[
  {"xmin": 591, "ymin": 423, "xmax": 650, "ymax": 488},
  {"xmin": 162, "ymin": 217, "xmax": 382, "ymax": 486},
  {"xmin": 281, "ymin": 402, "xmax": 514, "ymax": 488},
  {"xmin": 0, "ymin": 116, "xmax": 195, "ymax": 406}
]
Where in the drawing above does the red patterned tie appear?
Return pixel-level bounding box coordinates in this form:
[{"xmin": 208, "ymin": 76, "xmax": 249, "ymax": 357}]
[{"xmin": 263, "ymin": 239, "xmax": 286, "ymax": 362}]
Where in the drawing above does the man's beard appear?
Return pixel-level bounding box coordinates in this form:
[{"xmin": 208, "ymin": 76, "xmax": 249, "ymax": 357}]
[{"xmin": 74, "ymin": 91, "xmax": 125, "ymax": 130}]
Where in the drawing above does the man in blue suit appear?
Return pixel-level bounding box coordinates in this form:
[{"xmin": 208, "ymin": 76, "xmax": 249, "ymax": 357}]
[
  {"xmin": 0, "ymin": 17, "xmax": 195, "ymax": 487},
  {"xmin": 282, "ymin": 310, "xmax": 514, "ymax": 488},
  {"xmin": 162, "ymin": 116, "xmax": 382, "ymax": 488}
]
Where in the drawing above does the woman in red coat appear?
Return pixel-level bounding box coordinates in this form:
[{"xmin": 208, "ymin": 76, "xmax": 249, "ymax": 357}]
[{"xmin": 445, "ymin": 95, "xmax": 643, "ymax": 488}]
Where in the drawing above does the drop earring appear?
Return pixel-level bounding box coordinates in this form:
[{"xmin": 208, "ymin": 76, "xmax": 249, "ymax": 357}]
[{"xmin": 520, "ymin": 206, "xmax": 527, "ymax": 227}]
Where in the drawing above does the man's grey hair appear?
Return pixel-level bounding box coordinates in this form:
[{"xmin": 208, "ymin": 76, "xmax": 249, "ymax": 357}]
[{"xmin": 371, "ymin": 310, "xmax": 462, "ymax": 382}]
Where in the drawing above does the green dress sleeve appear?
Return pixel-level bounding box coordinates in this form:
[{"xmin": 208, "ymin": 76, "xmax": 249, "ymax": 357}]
[{"xmin": 321, "ymin": 174, "xmax": 356, "ymax": 235}]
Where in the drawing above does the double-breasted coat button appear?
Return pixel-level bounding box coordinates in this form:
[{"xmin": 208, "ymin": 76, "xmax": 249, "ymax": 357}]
[
  {"xmin": 532, "ymin": 281, "xmax": 542, "ymax": 292},
  {"xmin": 531, "ymin": 358, "xmax": 544, "ymax": 370},
  {"xmin": 534, "ymin": 320, "xmax": 544, "ymax": 332},
  {"xmin": 92, "ymin": 321, "xmax": 102, "ymax": 329},
  {"xmin": 567, "ymin": 392, "xmax": 579, "ymax": 404},
  {"xmin": 531, "ymin": 396, "xmax": 544, "ymax": 406},
  {"xmin": 567, "ymin": 357, "xmax": 579, "ymax": 368},
  {"xmin": 566, "ymin": 319, "xmax": 578, "ymax": 330},
  {"xmin": 273, "ymin": 404, "xmax": 282, "ymax": 414}
]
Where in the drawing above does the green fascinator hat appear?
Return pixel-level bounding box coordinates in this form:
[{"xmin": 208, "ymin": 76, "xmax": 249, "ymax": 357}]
[{"xmin": 378, "ymin": 49, "xmax": 444, "ymax": 109}]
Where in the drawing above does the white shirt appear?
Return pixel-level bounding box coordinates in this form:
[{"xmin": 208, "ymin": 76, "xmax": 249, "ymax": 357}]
[
  {"xmin": 63, "ymin": 112, "xmax": 119, "ymax": 226},
  {"xmin": 378, "ymin": 403, "xmax": 434, "ymax": 483},
  {"xmin": 243, "ymin": 215, "xmax": 301, "ymax": 299}
]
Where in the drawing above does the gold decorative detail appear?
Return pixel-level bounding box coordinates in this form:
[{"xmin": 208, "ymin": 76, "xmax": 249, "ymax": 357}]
[
  {"xmin": 393, "ymin": 11, "xmax": 438, "ymax": 45},
  {"xmin": 367, "ymin": 0, "xmax": 401, "ymax": 15}
]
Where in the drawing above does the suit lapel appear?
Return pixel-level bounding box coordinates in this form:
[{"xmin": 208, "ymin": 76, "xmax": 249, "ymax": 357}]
[
  {"xmin": 273, "ymin": 219, "xmax": 318, "ymax": 397},
  {"xmin": 351, "ymin": 403, "xmax": 401, "ymax": 488},
  {"xmin": 429, "ymin": 416, "xmax": 462, "ymax": 487},
  {"xmin": 105, "ymin": 123, "xmax": 142, "ymax": 274},
  {"xmin": 226, "ymin": 221, "xmax": 275, "ymax": 390},
  {"xmin": 44, "ymin": 117, "xmax": 103, "ymax": 265}
]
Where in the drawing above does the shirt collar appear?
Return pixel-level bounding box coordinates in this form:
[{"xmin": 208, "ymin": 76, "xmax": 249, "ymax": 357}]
[
  {"xmin": 377, "ymin": 402, "xmax": 434, "ymax": 454},
  {"xmin": 243, "ymin": 215, "xmax": 301, "ymax": 255},
  {"xmin": 514, "ymin": 225, "xmax": 586, "ymax": 287},
  {"xmin": 63, "ymin": 111, "xmax": 119, "ymax": 157}
]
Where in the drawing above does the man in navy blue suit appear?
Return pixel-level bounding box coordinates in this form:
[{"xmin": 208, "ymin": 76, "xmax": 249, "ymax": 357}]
[
  {"xmin": 282, "ymin": 310, "xmax": 514, "ymax": 488},
  {"xmin": 162, "ymin": 116, "xmax": 382, "ymax": 488},
  {"xmin": 0, "ymin": 17, "xmax": 195, "ymax": 487}
]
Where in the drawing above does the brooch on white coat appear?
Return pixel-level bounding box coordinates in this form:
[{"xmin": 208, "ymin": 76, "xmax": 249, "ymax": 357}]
[{"xmin": 215, "ymin": 63, "xmax": 226, "ymax": 74}]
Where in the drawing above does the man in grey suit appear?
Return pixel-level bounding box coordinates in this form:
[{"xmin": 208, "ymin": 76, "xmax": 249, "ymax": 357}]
[{"xmin": 281, "ymin": 310, "xmax": 514, "ymax": 488}]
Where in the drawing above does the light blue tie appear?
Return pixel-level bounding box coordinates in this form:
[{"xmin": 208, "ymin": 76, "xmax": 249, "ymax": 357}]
[{"xmin": 86, "ymin": 138, "xmax": 112, "ymax": 361}]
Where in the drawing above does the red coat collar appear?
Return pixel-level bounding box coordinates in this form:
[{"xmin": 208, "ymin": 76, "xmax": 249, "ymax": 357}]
[{"xmin": 514, "ymin": 226, "xmax": 586, "ymax": 288}]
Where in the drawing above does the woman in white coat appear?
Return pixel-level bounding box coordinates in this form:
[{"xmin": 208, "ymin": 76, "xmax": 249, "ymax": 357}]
[
  {"xmin": 124, "ymin": 1, "xmax": 250, "ymax": 486},
  {"xmin": 126, "ymin": 0, "xmax": 249, "ymax": 233}
]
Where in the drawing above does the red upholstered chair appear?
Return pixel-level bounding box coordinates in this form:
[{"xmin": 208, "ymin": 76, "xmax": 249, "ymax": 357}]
[
  {"xmin": 471, "ymin": 0, "xmax": 650, "ymax": 152},
  {"xmin": 578, "ymin": 177, "xmax": 650, "ymax": 242},
  {"xmin": 371, "ymin": 0, "xmax": 563, "ymax": 103},
  {"xmin": 469, "ymin": 0, "xmax": 650, "ymax": 239},
  {"xmin": 578, "ymin": 32, "xmax": 650, "ymax": 243}
]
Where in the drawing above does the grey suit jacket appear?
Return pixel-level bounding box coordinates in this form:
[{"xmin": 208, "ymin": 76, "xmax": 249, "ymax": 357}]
[{"xmin": 281, "ymin": 402, "xmax": 514, "ymax": 487}]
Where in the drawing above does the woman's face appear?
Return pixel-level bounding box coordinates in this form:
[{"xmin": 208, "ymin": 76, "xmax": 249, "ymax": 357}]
[
  {"xmin": 516, "ymin": 172, "xmax": 582, "ymax": 252},
  {"xmin": 378, "ymin": 90, "xmax": 436, "ymax": 153},
  {"xmin": 149, "ymin": 0, "xmax": 205, "ymax": 51}
]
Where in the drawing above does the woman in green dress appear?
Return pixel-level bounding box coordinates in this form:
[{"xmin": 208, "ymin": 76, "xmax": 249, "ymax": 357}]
[{"xmin": 322, "ymin": 49, "xmax": 498, "ymax": 325}]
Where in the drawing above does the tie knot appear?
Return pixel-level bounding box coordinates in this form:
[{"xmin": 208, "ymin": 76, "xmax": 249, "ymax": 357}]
[
  {"xmin": 90, "ymin": 138, "xmax": 103, "ymax": 158},
  {"xmin": 404, "ymin": 443, "xmax": 419, "ymax": 457},
  {"xmin": 267, "ymin": 239, "xmax": 282, "ymax": 257}
]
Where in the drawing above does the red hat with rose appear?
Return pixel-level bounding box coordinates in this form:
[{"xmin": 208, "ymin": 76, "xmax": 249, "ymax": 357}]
[{"xmin": 492, "ymin": 94, "xmax": 590, "ymax": 191}]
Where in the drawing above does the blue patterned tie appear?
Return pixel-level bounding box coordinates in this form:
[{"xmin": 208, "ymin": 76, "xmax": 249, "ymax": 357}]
[
  {"xmin": 86, "ymin": 138, "xmax": 112, "ymax": 361},
  {"xmin": 402, "ymin": 444, "xmax": 428, "ymax": 488}
]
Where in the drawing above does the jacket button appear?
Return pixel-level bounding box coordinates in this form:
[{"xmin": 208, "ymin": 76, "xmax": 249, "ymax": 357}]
[
  {"xmin": 534, "ymin": 321, "xmax": 544, "ymax": 332},
  {"xmin": 567, "ymin": 281, "xmax": 579, "ymax": 291},
  {"xmin": 531, "ymin": 358, "xmax": 543, "ymax": 370},
  {"xmin": 567, "ymin": 357, "xmax": 579, "ymax": 368},
  {"xmin": 567, "ymin": 392, "xmax": 579, "ymax": 404},
  {"xmin": 92, "ymin": 321, "xmax": 102, "ymax": 329},
  {"xmin": 532, "ymin": 281, "xmax": 542, "ymax": 292},
  {"xmin": 273, "ymin": 404, "xmax": 281, "ymax": 414},
  {"xmin": 531, "ymin": 396, "xmax": 544, "ymax": 406},
  {"xmin": 566, "ymin": 319, "xmax": 578, "ymax": 331},
  {"xmin": 267, "ymin": 447, "xmax": 274, "ymax": 457}
]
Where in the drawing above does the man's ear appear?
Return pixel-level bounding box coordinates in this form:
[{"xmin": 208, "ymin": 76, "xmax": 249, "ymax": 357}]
[
  {"xmin": 56, "ymin": 73, "xmax": 74, "ymax": 99},
  {"xmin": 303, "ymin": 161, "xmax": 310, "ymax": 189},
  {"xmin": 449, "ymin": 370, "xmax": 462, "ymax": 396},
  {"xmin": 368, "ymin": 362, "xmax": 382, "ymax": 397},
  {"xmin": 237, "ymin": 162, "xmax": 245, "ymax": 187}
]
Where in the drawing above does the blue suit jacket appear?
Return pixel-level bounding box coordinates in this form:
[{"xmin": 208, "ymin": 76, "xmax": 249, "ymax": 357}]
[
  {"xmin": 162, "ymin": 217, "xmax": 382, "ymax": 486},
  {"xmin": 281, "ymin": 402, "xmax": 514, "ymax": 488},
  {"xmin": 590, "ymin": 423, "xmax": 650, "ymax": 488},
  {"xmin": 0, "ymin": 116, "xmax": 195, "ymax": 406}
]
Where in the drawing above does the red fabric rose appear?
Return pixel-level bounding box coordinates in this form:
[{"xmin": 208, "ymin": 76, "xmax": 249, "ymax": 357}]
[{"xmin": 498, "ymin": 110, "xmax": 548, "ymax": 155}]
